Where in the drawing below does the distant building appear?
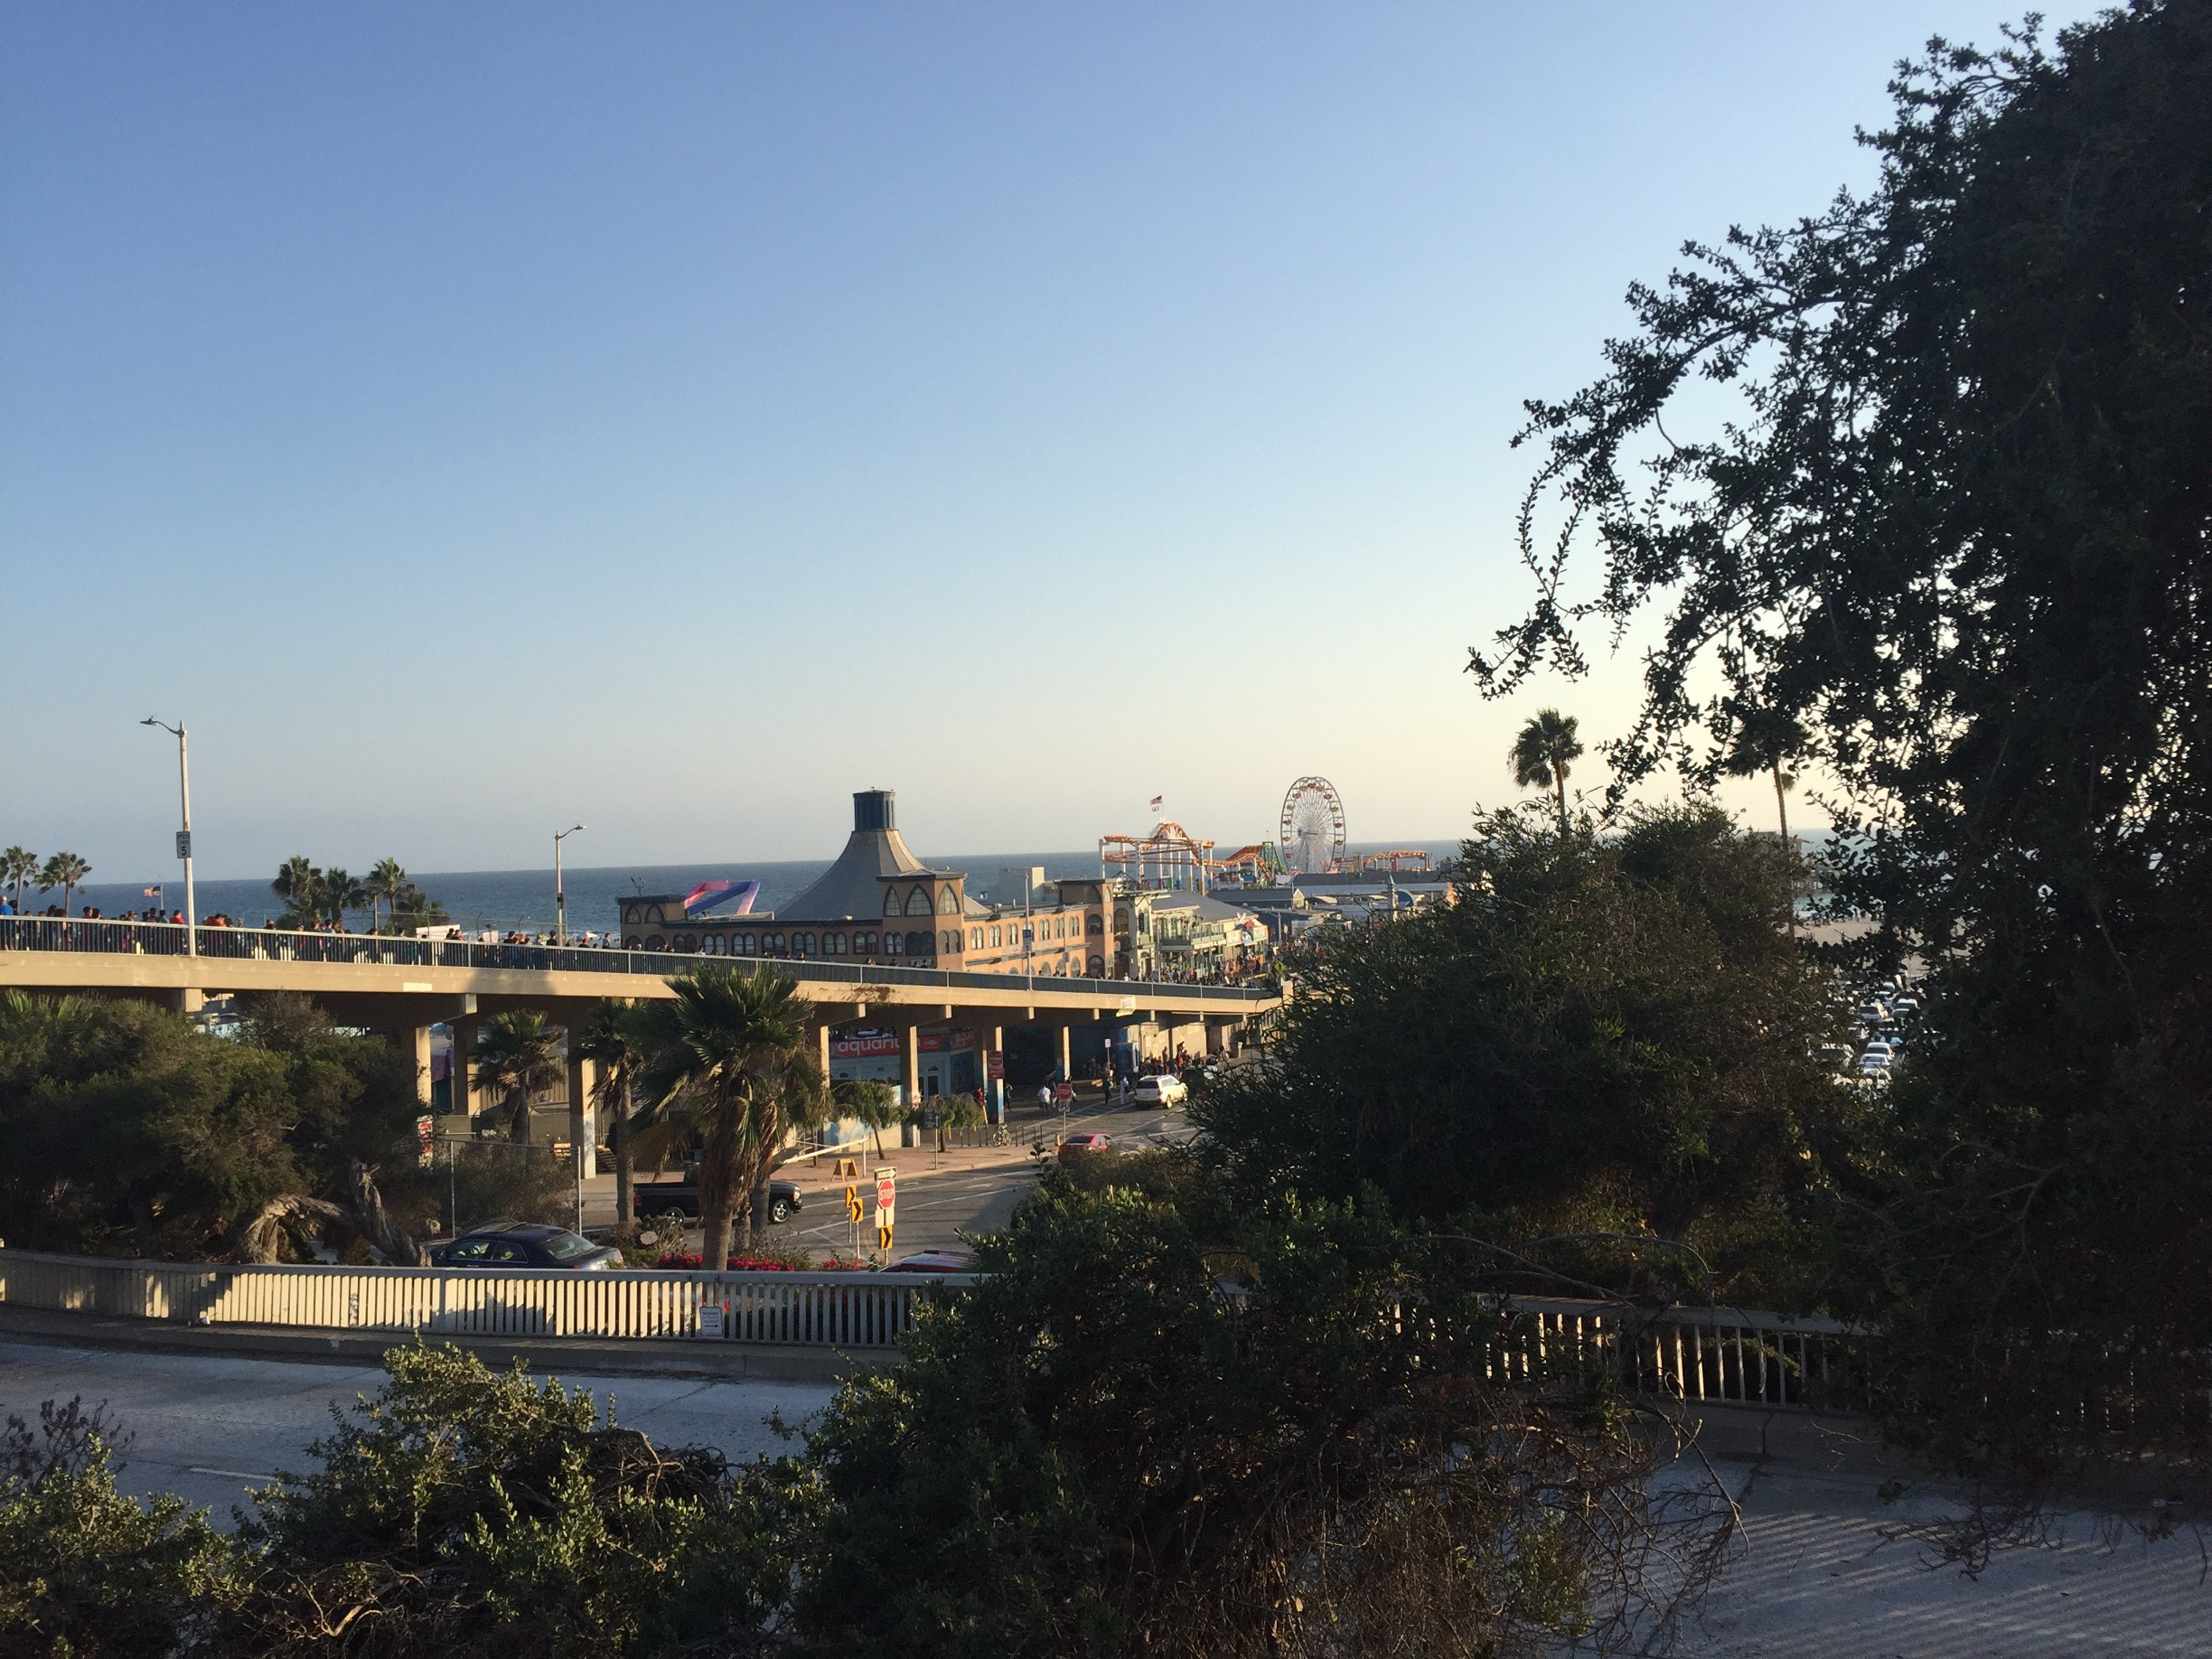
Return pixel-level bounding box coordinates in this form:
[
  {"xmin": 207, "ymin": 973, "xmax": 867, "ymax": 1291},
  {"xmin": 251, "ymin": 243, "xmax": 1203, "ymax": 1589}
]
[
  {"xmin": 615, "ymin": 789, "xmax": 1112, "ymax": 976},
  {"xmin": 1111, "ymin": 887, "xmax": 1269, "ymax": 976}
]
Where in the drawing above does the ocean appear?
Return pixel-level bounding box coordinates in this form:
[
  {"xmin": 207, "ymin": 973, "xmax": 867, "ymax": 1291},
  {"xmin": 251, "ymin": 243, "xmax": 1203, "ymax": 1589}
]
[{"xmin": 61, "ymin": 841, "xmax": 1470, "ymax": 935}]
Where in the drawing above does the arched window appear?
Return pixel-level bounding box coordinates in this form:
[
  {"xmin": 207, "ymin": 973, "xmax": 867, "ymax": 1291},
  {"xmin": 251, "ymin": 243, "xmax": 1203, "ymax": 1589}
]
[
  {"xmin": 677, "ymin": 934, "xmax": 696, "ymax": 952},
  {"xmin": 1086, "ymin": 914, "xmax": 1104, "ymax": 934},
  {"xmin": 623, "ymin": 934, "xmax": 642, "ymax": 949},
  {"xmin": 702, "ymin": 934, "xmax": 721, "ymax": 955},
  {"xmin": 646, "ymin": 905, "xmax": 664, "ymax": 924},
  {"xmin": 798, "ymin": 933, "xmax": 815, "ymax": 955},
  {"xmin": 936, "ymin": 887, "xmax": 957, "ymax": 915},
  {"xmin": 884, "ymin": 887, "xmax": 901, "ymax": 915},
  {"xmin": 884, "ymin": 933, "xmax": 902, "ymax": 955},
  {"xmin": 969, "ymin": 927, "xmax": 982, "ymax": 949},
  {"xmin": 863, "ymin": 930, "xmax": 878, "ymax": 951},
  {"xmin": 905, "ymin": 887, "xmax": 932, "ymax": 916},
  {"xmin": 906, "ymin": 930, "xmax": 931, "ymax": 956},
  {"xmin": 1088, "ymin": 953, "xmax": 1105, "ymax": 976},
  {"xmin": 623, "ymin": 906, "xmax": 640, "ymax": 924},
  {"xmin": 646, "ymin": 934, "xmax": 665, "ymax": 951},
  {"xmin": 827, "ymin": 932, "xmax": 844, "ymax": 954},
  {"xmin": 938, "ymin": 929, "xmax": 953, "ymax": 954}
]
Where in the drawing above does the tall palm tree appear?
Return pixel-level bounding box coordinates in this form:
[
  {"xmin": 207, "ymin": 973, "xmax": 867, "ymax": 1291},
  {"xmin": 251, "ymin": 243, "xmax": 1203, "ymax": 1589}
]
[
  {"xmin": 320, "ymin": 868, "xmax": 368, "ymax": 930},
  {"xmin": 1723, "ymin": 706, "xmax": 1807, "ymax": 848},
  {"xmin": 1508, "ymin": 709, "xmax": 1584, "ymax": 836},
  {"xmin": 272, "ymin": 856, "xmax": 321, "ymax": 926},
  {"xmin": 636, "ymin": 963, "xmax": 823, "ymax": 1267},
  {"xmin": 575, "ymin": 998, "xmax": 647, "ymax": 1231},
  {"xmin": 364, "ymin": 858, "xmax": 407, "ymax": 934},
  {"xmin": 2, "ymin": 847, "xmax": 35, "ymax": 914},
  {"xmin": 473, "ymin": 1010, "xmax": 567, "ymax": 1143},
  {"xmin": 39, "ymin": 852, "xmax": 90, "ymax": 917}
]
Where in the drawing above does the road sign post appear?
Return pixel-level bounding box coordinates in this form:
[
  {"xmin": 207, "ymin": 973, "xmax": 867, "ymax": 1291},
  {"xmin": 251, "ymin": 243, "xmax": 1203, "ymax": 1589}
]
[
  {"xmin": 845, "ymin": 1182, "xmax": 863, "ymax": 1255},
  {"xmin": 874, "ymin": 1166, "xmax": 896, "ymax": 1257}
]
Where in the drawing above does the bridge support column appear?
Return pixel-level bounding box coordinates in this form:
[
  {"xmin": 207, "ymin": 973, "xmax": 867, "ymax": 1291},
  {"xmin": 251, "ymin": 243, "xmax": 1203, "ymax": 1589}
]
[
  {"xmin": 410, "ymin": 1026, "xmax": 433, "ymax": 1107},
  {"xmin": 1056, "ymin": 1024, "xmax": 1073, "ymax": 1084},
  {"xmin": 970, "ymin": 1021, "xmax": 1004, "ymax": 1122},
  {"xmin": 901, "ymin": 1025, "xmax": 921, "ymax": 1145},
  {"xmin": 452, "ymin": 1016, "xmax": 478, "ymax": 1121},
  {"xmin": 567, "ymin": 1044, "xmax": 595, "ymax": 1179}
]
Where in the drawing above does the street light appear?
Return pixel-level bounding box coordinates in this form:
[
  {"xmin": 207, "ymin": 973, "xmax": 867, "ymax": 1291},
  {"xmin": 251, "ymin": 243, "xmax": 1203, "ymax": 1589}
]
[
  {"xmin": 140, "ymin": 717, "xmax": 196, "ymax": 955},
  {"xmin": 553, "ymin": 824, "xmax": 585, "ymax": 944}
]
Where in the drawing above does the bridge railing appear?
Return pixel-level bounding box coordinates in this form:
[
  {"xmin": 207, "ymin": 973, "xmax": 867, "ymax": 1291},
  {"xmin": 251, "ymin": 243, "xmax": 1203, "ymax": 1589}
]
[
  {"xmin": 0, "ymin": 917, "xmax": 1276, "ymax": 1004},
  {"xmin": 0, "ymin": 1247, "xmax": 969, "ymax": 1346},
  {"xmin": 0, "ymin": 1245, "xmax": 1859, "ymax": 1404}
]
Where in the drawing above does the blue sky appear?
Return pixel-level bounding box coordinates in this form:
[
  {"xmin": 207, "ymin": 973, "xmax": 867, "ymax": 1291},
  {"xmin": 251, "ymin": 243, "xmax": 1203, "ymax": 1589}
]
[{"xmin": 2, "ymin": 3, "xmax": 2076, "ymax": 881}]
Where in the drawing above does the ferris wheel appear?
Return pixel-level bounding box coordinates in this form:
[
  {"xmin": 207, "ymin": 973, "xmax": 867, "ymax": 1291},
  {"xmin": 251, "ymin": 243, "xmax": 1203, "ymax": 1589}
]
[{"xmin": 1279, "ymin": 777, "xmax": 1347, "ymax": 874}]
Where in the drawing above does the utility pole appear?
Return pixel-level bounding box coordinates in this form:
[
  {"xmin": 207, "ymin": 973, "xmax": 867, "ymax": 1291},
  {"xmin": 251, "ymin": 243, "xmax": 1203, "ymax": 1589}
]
[
  {"xmin": 554, "ymin": 824, "xmax": 585, "ymax": 944},
  {"xmin": 141, "ymin": 718, "xmax": 195, "ymax": 955}
]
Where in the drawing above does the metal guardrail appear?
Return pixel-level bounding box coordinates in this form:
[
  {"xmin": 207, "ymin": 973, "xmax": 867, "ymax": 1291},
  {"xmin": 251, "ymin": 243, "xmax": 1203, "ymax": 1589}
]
[
  {"xmin": 0, "ymin": 917, "xmax": 1277, "ymax": 1005},
  {"xmin": 0, "ymin": 1248, "xmax": 970, "ymax": 1347}
]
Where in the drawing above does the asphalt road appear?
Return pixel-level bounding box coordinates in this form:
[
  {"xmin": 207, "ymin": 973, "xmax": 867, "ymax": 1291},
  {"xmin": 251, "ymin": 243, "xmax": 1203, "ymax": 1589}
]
[
  {"xmin": 623, "ymin": 1087, "xmax": 1197, "ymax": 1261},
  {"xmin": 6, "ymin": 1340, "xmax": 2208, "ymax": 1652},
  {"xmin": 0, "ymin": 1338, "xmax": 834, "ymax": 1523}
]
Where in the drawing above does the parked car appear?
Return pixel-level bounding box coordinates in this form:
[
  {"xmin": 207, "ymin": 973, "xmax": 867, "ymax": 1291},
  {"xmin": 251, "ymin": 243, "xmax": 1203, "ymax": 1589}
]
[
  {"xmin": 1861, "ymin": 1039, "xmax": 1896, "ymax": 1060},
  {"xmin": 1814, "ymin": 1045, "xmax": 1852, "ymax": 1071},
  {"xmin": 429, "ymin": 1224, "xmax": 623, "ymax": 1270},
  {"xmin": 1131, "ymin": 1074, "xmax": 1187, "ymax": 1105},
  {"xmin": 1857, "ymin": 1052, "xmax": 1893, "ymax": 1076},
  {"xmin": 1059, "ymin": 1131, "xmax": 1112, "ymax": 1163},
  {"xmin": 630, "ymin": 1177, "xmax": 802, "ymax": 1223},
  {"xmin": 883, "ymin": 1249, "xmax": 975, "ymax": 1275}
]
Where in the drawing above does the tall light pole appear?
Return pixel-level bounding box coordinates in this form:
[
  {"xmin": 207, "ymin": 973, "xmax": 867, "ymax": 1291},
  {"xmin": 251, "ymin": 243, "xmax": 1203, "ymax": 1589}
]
[
  {"xmin": 554, "ymin": 824, "xmax": 585, "ymax": 944},
  {"xmin": 141, "ymin": 718, "xmax": 196, "ymax": 955}
]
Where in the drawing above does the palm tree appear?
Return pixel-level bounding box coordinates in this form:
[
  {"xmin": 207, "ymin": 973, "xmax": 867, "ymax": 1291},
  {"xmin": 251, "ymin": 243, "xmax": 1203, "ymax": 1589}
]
[
  {"xmin": 1508, "ymin": 709, "xmax": 1584, "ymax": 836},
  {"xmin": 272, "ymin": 857, "xmax": 321, "ymax": 926},
  {"xmin": 2, "ymin": 847, "xmax": 35, "ymax": 914},
  {"xmin": 636, "ymin": 963, "xmax": 824, "ymax": 1267},
  {"xmin": 834, "ymin": 1077, "xmax": 901, "ymax": 1158},
  {"xmin": 39, "ymin": 851, "xmax": 90, "ymax": 917},
  {"xmin": 321, "ymin": 868, "xmax": 368, "ymax": 930},
  {"xmin": 1723, "ymin": 706, "xmax": 1807, "ymax": 848},
  {"xmin": 575, "ymin": 998, "xmax": 647, "ymax": 1232},
  {"xmin": 364, "ymin": 858, "xmax": 407, "ymax": 934},
  {"xmin": 473, "ymin": 1010, "xmax": 567, "ymax": 1143}
]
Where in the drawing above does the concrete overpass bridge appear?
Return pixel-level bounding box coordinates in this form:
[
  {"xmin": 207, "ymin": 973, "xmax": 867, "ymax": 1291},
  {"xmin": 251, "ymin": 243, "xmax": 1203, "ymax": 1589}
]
[{"xmin": 1, "ymin": 918, "xmax": 1279, "ymax": 1163}]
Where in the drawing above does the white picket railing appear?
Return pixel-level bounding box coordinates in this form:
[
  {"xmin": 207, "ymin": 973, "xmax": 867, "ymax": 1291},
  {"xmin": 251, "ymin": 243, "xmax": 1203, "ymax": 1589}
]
[
  {"xmin": 0, "ymin": 1249, "xmax": 1862, "ymax": 1406},
  {"xmin": 0, "ymin": 1249, "xmax": 969, "ymax": 1347}
]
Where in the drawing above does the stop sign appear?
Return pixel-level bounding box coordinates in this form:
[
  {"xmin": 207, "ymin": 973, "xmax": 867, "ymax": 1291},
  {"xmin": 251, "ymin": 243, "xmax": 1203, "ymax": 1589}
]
[
  {"xmin": 1054, "ymin": 1082, "xmax": 1074, "ymax": 1105},
  {"xmin": 876, "ymin": 1176, "xmax": 895, "ymax": 1212}
]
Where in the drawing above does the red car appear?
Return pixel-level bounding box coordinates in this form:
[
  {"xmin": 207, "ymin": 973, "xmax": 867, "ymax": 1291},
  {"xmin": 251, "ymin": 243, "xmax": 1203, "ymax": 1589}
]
[{"xmin": 1058, "ymin": 1131, "xmax": 1111, "ymax": 1163}]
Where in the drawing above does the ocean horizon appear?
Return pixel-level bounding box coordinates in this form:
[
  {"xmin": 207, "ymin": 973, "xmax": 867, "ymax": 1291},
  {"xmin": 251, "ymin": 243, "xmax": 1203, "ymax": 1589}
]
[{"xmin": 56, "ymin": 841, "xmax": 1474, "ymax": 935}]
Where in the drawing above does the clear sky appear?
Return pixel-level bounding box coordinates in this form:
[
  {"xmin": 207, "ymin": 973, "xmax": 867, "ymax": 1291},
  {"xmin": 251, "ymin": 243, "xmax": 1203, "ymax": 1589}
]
[{"xmin": 2, "ymin": 2, "xmax": 2079, "ymax": 882}]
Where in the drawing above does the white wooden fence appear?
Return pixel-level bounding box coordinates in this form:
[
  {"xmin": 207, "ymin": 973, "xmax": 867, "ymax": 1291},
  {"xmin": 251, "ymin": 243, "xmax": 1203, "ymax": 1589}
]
[{"xmin": 0, "ymin": 1249, "xmax": 969, "ymax": 1347}]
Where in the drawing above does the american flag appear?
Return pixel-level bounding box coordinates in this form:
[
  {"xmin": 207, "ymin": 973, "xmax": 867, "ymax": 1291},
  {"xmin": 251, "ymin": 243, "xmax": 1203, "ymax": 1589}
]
[
  {"xmin": 1148, "ymin": 795, "xmax": 1163, "ymax": 812},
  {"xmin": 143, "ymin": 885, "xmax": 163, "ymax": 899}
]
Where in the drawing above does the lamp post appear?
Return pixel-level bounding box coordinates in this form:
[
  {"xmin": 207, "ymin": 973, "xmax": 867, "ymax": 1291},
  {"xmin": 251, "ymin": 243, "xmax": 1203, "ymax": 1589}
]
[
  {"xmin": 140, "ymin": 717, "xmax": 196, "ymax": 955},
  {"xmin": 553, "ymin": 824, "xmax": 585, "ymax": 944}
]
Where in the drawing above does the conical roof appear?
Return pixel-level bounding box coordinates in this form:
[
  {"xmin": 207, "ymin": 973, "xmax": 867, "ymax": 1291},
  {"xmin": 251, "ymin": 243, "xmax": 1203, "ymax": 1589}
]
[{"xmin": 778, "ymin": 790, "xmax": 958, "ymax": 922}]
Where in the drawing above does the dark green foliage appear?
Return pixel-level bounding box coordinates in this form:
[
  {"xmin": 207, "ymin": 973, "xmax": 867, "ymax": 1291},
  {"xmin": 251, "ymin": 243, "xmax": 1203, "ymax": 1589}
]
[
  {"xmin": 230, "ymin": 1345, "xmax": 794, "ymax": 1656},
  {"xmin": 0, "ymin": 1398, "xmax": 239, "ymax": 1659},
  {"xmin": 0, "ymin": 991, "xmax": 429, "ymax": 1261},
  {"xmin": 1197, "ymin": 806, "xmax": 1842, "ymax": 1304},
  {"xmin": 1477, "ymin": 0, "xmax": 2212, "ymax": 1495},
  {"xmin": 793, "ymin": 1168, "xmax": 1725, "ymax": 1659},
  {"xmin": 0, "ymin": 992, "xmax": 303, "ymax": 1258}
]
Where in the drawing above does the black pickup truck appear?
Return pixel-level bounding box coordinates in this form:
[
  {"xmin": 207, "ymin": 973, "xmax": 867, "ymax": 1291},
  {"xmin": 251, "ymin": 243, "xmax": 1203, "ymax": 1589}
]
[{"xmin": 632, "ymin": 1176, "xmax": 802, "ymax": 1224}]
